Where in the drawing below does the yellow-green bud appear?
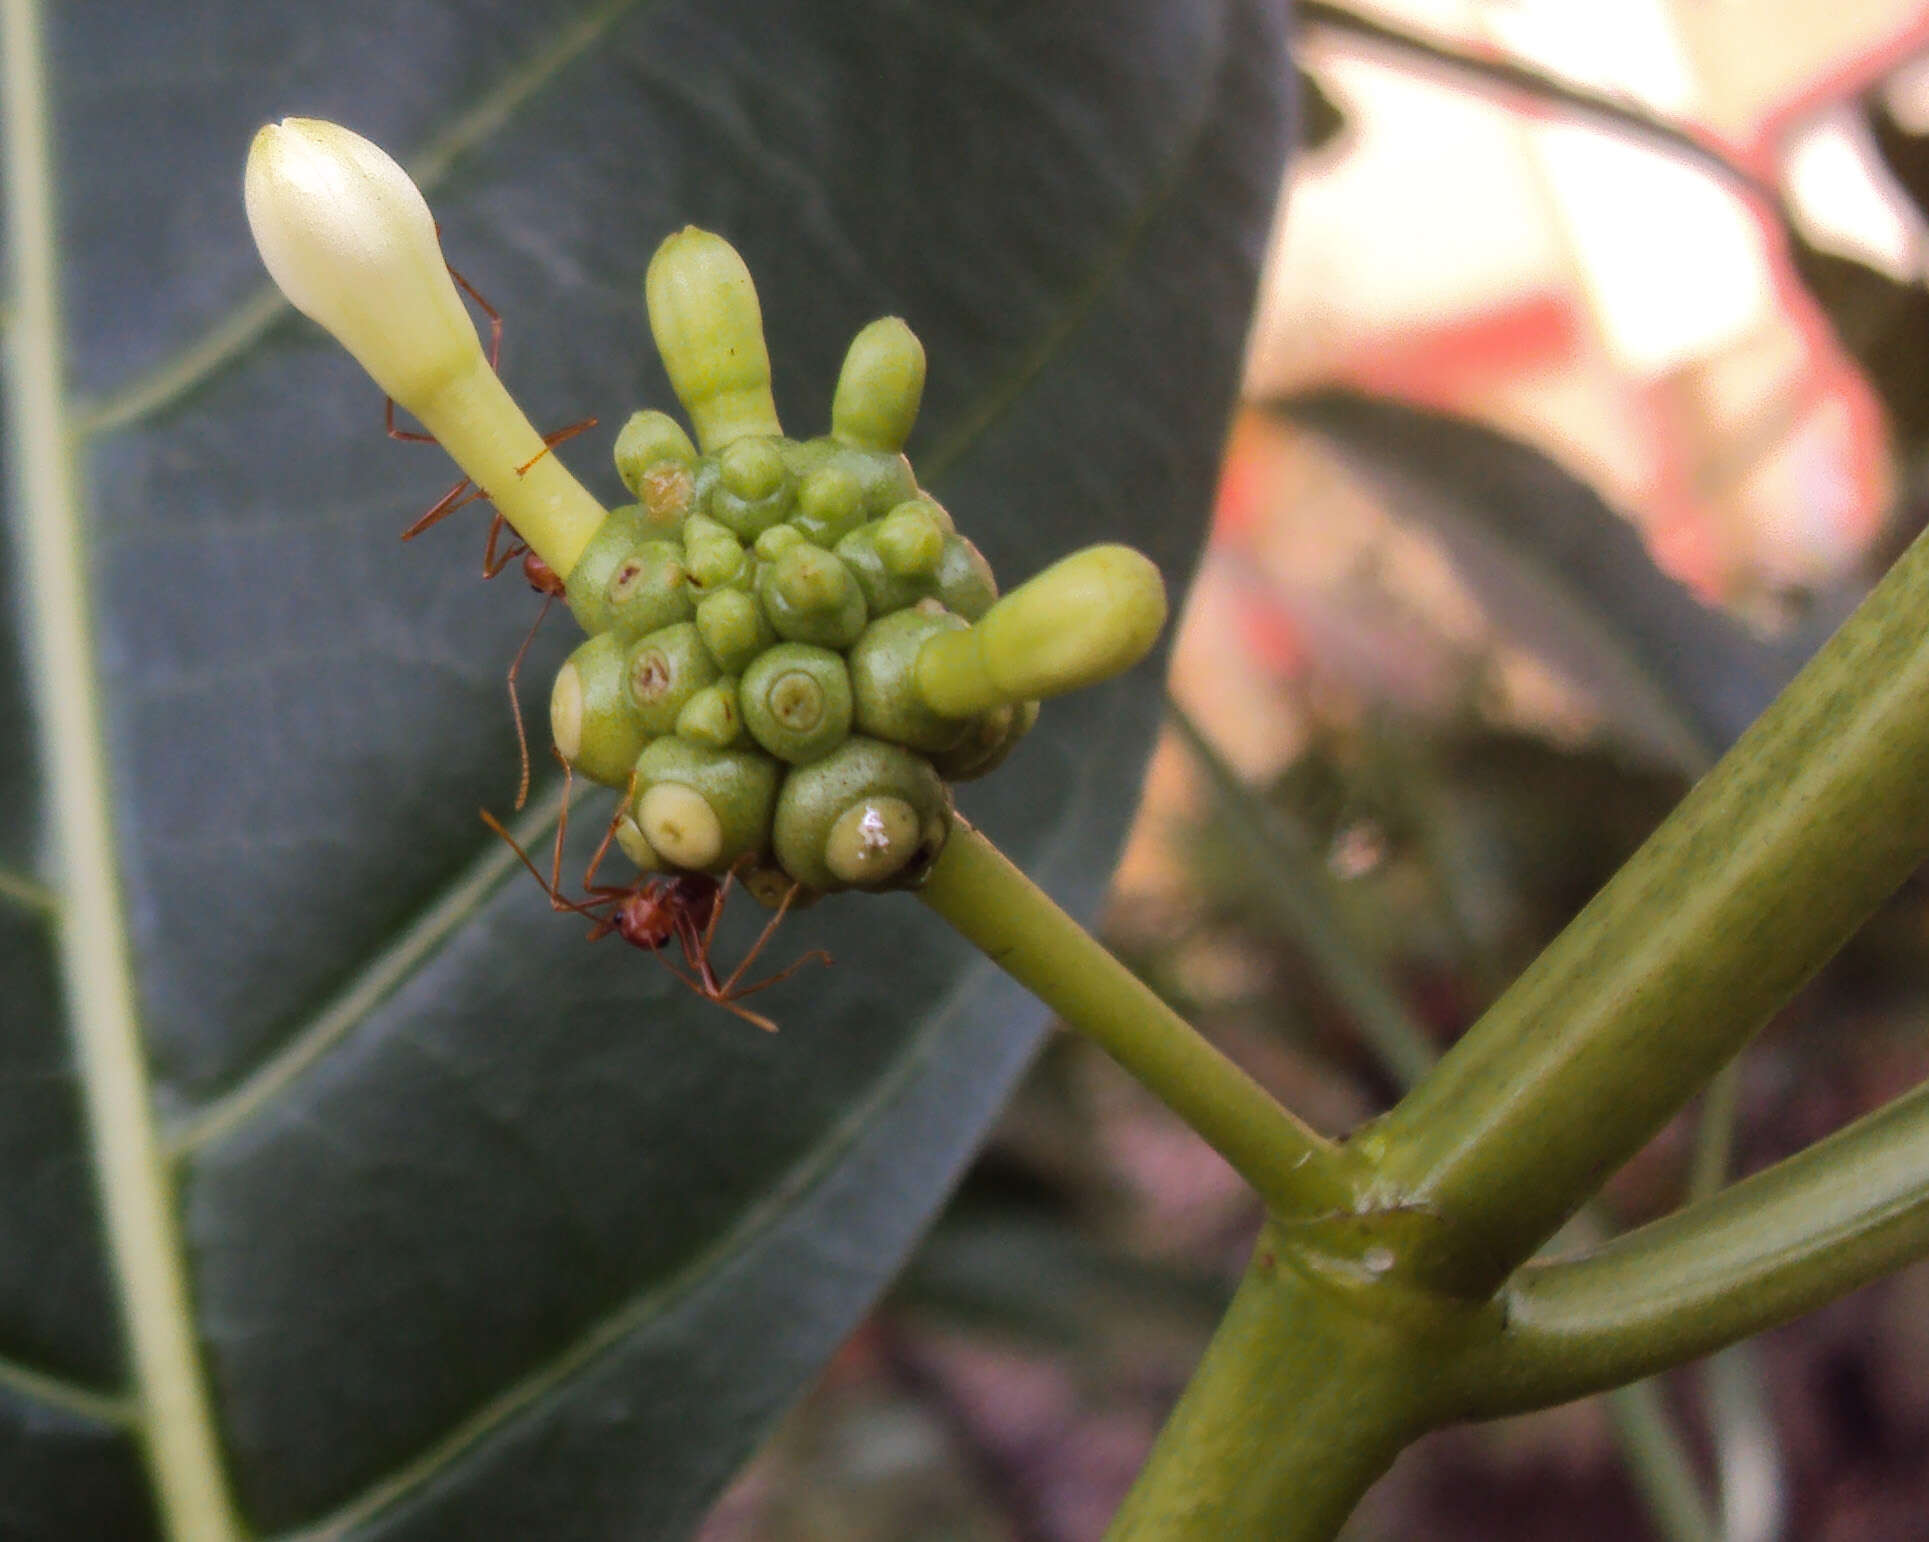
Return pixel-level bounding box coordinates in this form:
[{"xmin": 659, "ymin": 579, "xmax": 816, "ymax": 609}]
[
  {"xmin": 674, "ymin": 678, "xmax": 744, "ymax": 749},
  {"xmin": 773, "ymin": 737, "xmax": 951, "ymax": 891},
  {"xmin": 792, "ymin": 464, "xmax": 867, "ymax": 547},
  {"xmin": 741, "ymin": 644, "xmax": 853, "ymax": 764},
  {"xmin": 551, "ymin": 632, "xmax": 650, "ymax": 788},
  {"xmin": 645, "ymin": 227, "xmax": 781, "ymax": 452},
  {"xmin": 760, "ymin": 544, "xmax": 867, "ymax": 649},
  {"xmin": 836, "ymin": 501, "xmax": 949, "ymax": 616},
  {"xmin": 633, "ymin": 737, "xmax": 778, "ymax": 872},
  {"xmin": 934, "ymin": 533, "xmax": 998, "ymax": 620},
  {"xmin": 613, "ymin": 409, "xmax": 698, "ymax": 498},
  {"xmin": 681, "ymin": 514, "xmax": 748, "ymax": 591},
  {"xmin": 626, "ymin": 621, "xmax": 721, "ymax": 736},
  {"xmin": 916, "ymin": 544, "xmax": 1167, "ymax": 718},
  {"xmin": 753, "ymin": 523, "xmax": 807, "ymax": 563},
  {"xmin": 695, "ymin": 587, "xmax": 776, "ymax": 674},
  {"xmin": 848, "ymin": 604, "xmax": 972, "ymax": 752},
  {"xmin": 831, "ymin": 317, "xmax": 926, "ymax": 453},
  {"xmin": 876, "ymin": 501, "xmax": 946, "ymax": 576},
  {"xmin": 711, "ymin": 436, "xmax": 796, "ymax": 538}
]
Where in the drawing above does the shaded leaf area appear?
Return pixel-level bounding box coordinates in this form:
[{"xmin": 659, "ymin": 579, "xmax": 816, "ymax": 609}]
[
  {"xmin": 0, "ymin": 0, "xmax": 1289, "ymax": 1536},
  {"xmin": 1278, "ymin": 391, "xmax": 1817, "ymax": 773},
  {"xmin": 0, "ymin": 1385, "xmax": 154, "ymax": 1540}
]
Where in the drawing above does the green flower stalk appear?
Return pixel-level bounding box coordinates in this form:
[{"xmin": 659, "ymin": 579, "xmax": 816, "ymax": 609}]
[{"xmin": 243, "ymin": 118, "xmax": 608, "ymax": 575}]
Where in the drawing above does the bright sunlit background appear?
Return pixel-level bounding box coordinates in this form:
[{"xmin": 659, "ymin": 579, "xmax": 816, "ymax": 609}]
[{"xmin": 707, "ymin": 5, "xmax": 1929, "ymax": 1538}]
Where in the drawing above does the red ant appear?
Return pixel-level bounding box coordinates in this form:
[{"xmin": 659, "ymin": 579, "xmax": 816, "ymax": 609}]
[
  {"xmin": 480, "ymin": 757, "xmax": 831, "ymax": 1033},
  {"xmin": 385, "ymin": 260, "xmax": 595, "ymax": 810}
]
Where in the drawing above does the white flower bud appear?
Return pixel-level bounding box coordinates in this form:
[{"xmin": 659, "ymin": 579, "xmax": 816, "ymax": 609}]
[{"xmin": 244, "ymin": 118, "xmax": 483, "ymax": 409}]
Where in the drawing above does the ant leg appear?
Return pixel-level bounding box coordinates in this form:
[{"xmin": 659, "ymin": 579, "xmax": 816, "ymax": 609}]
[
  {"xmin": 401, "ymin": 476, "xmax": 488, "ymax": 541},
  {"xmin": 504, "ymin": 592, "xmax": 555, "ymax": 811},
  {"xmin": 384, "ymin": 395, "xmax": 438, "ymax": 444},
  {"xmin": 580, "ymin": 769, "xmax": 639, "ymax": 892},
  {"xmin": 481, "ymin": 514, "xmax": 530, "ymax": 579},
  {"xmin": 446, "ymin": 262, "xmax": 503, "ymax": 371},
  {"xmin": 478, "ymin": 804, "xmax": 613, "ymax": 926},
  {"xmin": 515, "ymin": 415, "xmax": 598, "ymax": 477},
  {"xmin": 715, "ymin": 875, "xmax": 807, "ymax": 996}
]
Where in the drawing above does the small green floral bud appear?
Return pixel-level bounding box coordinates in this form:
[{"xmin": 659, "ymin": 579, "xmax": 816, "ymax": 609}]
[
  {"xmin": 741, "ymin": 644, "xmax": 853, "ymax": 764},
  {"xmin": 928, "ymin": 699, "xmax": 1039, "ymax": 782},
  {"xmin": 792, "ymin": 464, "xmax": 867, "ymax": 547},
  {"xmin": 626, "ymin": 621, "xmax": 721, "ymax": 736},
  {"xmin": 848, "ymin": 604, "xmax": 972, "ymax": 752},
  {"xmin": 835, "ymin": 499, "xmax": 950, "ymax": 615},
  {"xmin": 645, "ymin": 227, "xmax": 781, "ymax": 452},
  {"xmin": 604, "ymin": 540, "xmax": 697, "ymax": 639},
  {"xmin": 551, "ymin": 632, "xmax": 650, "ymax": 788},
  {"xmin": 710, "ymin": 436, "xmax": 796, "ymax": 539},
  {"xmin": 831, "ymin": 317, "xmax": 927, "ymax": 454},
  {"xmin": 916, "ymin": 544, "xmax": 1167, "ymax": 718},
  {"xmin": 835, "ymin": 522, "xmax": 926, "ymax": 616},
  {"xmin": 674, "ymin": 677, "xmax": 743, "ymax": 749},
  {"xmin": 613, "ymin": 409, "xmax": 698, "ymax": 498},
  {"xmin": 875, "ymin": 501, "xmax": 946, "ymax": 576},
  {"xmin": 562, "ymin": 505, "xmax": 650, "ymax": 633},
  {"xmin": 792, "ymin": 437, "xmax": 917, "ymax": 519},
  {"xmin": 681, "ymin": 514, "xmax": 748, "ymax": 591},
  {"xmin": 935, "ymin": 533, "xmax": 998, "ymax": 621},
  {"xmin": 613, "ymin": 811, "xmax": 663, "ymax": 872},
  {"xmin": 773, "ymin": 737, "xmax": 951, "ymax": 891},
  {"xmin": 760, "ymin": 544, "xmax": 868, "ymax": 649},
  {"xmin": 633, "ymin": 737, "xmax": 778, "ymax": 871},
  {"xmin": 695, "ymin": 587, "xmax": 776, "ymax": 674},
  {"xmin": 753, "ymin": 523, "xmax": 807, "ymax": 563}
]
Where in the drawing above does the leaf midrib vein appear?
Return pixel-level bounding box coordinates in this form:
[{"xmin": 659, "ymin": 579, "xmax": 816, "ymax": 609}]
[{"xmin": 1, "ymin": 1, "xmax": 243, "ymax": 1536}]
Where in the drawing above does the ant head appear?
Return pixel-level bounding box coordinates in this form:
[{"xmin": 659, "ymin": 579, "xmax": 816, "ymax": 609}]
[
  {"xmin": 522, "ymin": 549, "xmax": 564, "ymax": 597},
  {"xmin": 613, "ymin": 881, "xmax": 681, "ymax": 951}
]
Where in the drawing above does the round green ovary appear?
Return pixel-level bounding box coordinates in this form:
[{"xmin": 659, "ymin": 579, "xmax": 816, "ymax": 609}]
[
  {"xmin": 848, "ymin": 604, "xmax": 971, "ymax": 753},
  {"xmin": 553, "ymin": 632, "xmax": 649, "ymax": 787},
  {"xmin": 626, "ymin": 622, "xmax": 719, "ymax": 735},
  {"xmin": 605, "ymin": 540, "xmax": 695, "ymax": 638},
  {"xmin": 632, "ymin": 737, "xmax": 779, "ymax": 871},
  {"xmin": 772, "ymin": 736, "xmax": 950, "ymax": 891},
  {"xmin": 824, "ymin": 796, "xmax": 921, "ymax": 885},
  {"xmin": 742, "ymin": 644, "xmax": 852, "ymax": 764}
]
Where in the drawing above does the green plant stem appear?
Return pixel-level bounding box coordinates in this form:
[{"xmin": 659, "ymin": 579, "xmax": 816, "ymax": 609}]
[
  {"xmin": 916, "ymin": 819, "xmax": 1352, "ymax": 1220},
  {"xmin": 1361, "ymin": 522, "xmax": 1929, "ymax": 1297},
  {"xmin": 1452, "ymin": 1077, "xmax": 1929, "ymax": 1414},
  {"xmin": 1169, "ymin": 699, "xmax": 1720, "ymax": 1536},
  {"xmin": 1105, "ymin": 1221, "xmax": 1462, "ymax": 1540}
]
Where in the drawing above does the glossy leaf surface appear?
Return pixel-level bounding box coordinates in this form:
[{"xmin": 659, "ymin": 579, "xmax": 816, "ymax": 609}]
[{"xmin": 0, "ymin": 2, "xmax": 1290, "ymax": 1535}]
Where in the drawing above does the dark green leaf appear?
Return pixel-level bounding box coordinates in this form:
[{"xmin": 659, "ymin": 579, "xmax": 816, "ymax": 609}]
[{"xmin": 0, "ymin": 2, "xmax": 1290, "ymax": 1536}]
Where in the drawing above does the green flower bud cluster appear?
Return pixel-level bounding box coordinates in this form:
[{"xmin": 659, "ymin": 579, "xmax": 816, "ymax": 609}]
[{"xmin": 550, "ymin": 227, "xmax": 1166, "ymax": 897}]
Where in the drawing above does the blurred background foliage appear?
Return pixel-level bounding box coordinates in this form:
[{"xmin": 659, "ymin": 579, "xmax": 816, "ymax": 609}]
[{"xmin": 703, "ymin": 3, "xmax": 1929, "ymax": 1538}]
